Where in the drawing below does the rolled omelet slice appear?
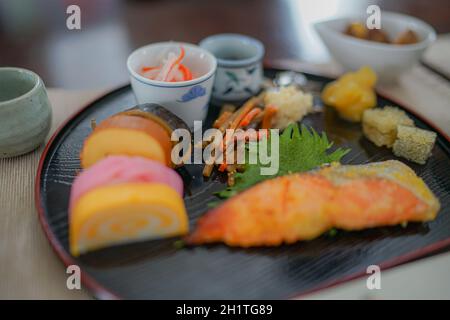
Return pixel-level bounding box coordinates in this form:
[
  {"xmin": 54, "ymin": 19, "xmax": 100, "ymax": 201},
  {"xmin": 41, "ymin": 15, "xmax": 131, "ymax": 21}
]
[
  {"xmin": 80, "ymin": 114, "xmax": 173, "ymax": 168},
  {"xmin": 69, "ymin": 156, "xmax": 183, "ymax": 212},
  {"xmin": 70, "ymin": 183, "xmax": 188, "ymax": 256}
]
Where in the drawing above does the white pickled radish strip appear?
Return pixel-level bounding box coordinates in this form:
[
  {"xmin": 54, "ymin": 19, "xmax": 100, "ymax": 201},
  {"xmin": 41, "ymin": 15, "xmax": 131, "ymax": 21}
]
[
  {"xmin": 155, "ymin": 52, "xmax": 177, "ymax": 81},
  {"xmin": 168, "ymin": 67, "xmax": 184, "ymax": 82}
]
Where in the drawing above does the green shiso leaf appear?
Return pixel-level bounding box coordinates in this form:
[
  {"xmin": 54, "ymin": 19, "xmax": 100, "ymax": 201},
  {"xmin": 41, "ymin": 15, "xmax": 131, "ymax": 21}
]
[{"xmin": 216, "ymin": 124, "xmax": 350, "ymax": 199}]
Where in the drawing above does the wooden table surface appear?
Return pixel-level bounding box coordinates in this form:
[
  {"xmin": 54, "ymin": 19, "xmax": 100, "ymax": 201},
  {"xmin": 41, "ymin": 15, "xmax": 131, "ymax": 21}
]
[{"xmin": 0, "ymin": 0, "xmax": 449, "ymax": 89}]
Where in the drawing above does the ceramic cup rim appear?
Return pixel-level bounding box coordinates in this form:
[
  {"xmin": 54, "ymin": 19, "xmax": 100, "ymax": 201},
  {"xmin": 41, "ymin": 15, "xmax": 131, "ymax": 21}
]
[
  {"xmin": 0, "ymin": 67, "xmax": 42, "ymax": 107},
  {"xmin": 199, "ymin": 33, "xmax": 265, "ymax": 68},
  {"xmin": 127, "ymin": 41, "xmax": 217, "ymax": 88}
]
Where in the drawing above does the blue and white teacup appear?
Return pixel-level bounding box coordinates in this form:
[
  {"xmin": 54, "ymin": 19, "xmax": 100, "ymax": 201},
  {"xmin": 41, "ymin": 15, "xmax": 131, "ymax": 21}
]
[{"xmin": 199, "ymin": 34, "xmax": 265, "ymax": 101}]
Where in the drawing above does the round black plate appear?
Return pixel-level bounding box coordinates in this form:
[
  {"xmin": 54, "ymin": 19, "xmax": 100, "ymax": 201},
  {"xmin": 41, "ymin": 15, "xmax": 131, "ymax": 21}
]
[{"xmin": 36, "ymin": 69, "xmax": 450, "ymax": 299}]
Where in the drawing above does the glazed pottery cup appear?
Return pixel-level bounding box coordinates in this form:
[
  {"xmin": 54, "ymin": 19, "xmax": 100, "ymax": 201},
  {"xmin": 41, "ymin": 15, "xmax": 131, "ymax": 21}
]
[
  {"xmin": 0, "ymin": 68, "xmax": 52, "ymax": 158},
  {"xmin": 199, "ymin": 34, "xmax": 265, "ymax": 101},
  {"xmin": 127, "ymin": 42, "xmax": 217, "ymax": 128}
]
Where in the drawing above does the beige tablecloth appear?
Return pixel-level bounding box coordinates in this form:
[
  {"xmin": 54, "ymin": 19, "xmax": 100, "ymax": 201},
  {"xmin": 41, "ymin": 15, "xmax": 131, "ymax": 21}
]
[
  {"xmin": 0, "ymin": 89, "xmax": 104, "ymax": 299},
  {"xmin": 1, "ymin": 38, "xmax": 450, "ymax": 299}
]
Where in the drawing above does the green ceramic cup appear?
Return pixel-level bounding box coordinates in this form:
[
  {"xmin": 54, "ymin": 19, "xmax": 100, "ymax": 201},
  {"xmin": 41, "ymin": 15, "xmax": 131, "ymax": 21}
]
[{"xmin": 0, "ymin": 68, "xmax": 52, "ymax": 158}]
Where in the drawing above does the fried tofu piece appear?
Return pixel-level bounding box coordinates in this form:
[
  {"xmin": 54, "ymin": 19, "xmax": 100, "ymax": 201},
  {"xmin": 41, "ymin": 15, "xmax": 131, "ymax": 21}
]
[
  {"xmin": 362, "ymin": 106, "xmax": 414, "ymax": 147},
  {"xmin": 393, "ymin": 125, "xmax": 437, "ymax": 164}
]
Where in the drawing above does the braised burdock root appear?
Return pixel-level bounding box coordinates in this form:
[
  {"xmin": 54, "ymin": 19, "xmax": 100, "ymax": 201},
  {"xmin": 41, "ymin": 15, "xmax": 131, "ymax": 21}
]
[
  {"xmin": 202, "ymin": 94, "xmax": 274, "ymax": 181},
  {"xmin": 186, "ymin": 160, "xmax": 440, "ymax": 247}
]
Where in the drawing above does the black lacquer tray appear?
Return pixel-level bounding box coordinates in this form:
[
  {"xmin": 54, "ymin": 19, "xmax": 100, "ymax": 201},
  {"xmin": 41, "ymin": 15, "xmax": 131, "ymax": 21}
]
[{"xmin": 36, "ymin": 68, "xmax": 450, "ymax": 299}]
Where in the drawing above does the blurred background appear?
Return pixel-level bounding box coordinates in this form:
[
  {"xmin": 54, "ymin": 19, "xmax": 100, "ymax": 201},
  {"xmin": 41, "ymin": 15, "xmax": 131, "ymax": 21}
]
[{"xmin": 0, "ymin": 0, "xmax": 449, "ymax": 89}]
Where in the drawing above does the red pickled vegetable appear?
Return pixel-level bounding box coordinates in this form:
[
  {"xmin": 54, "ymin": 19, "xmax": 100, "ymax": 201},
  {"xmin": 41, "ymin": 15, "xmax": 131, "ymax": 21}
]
[
  {"xmin": 179, "ymin": 64, "xmax": 193, "ymax": 81},
  {"xmin": 141, "ymin": 66, "xmax": 159, "ymax": 73},
  {"xmin": 164, "ymin": 46, "xmax": 185, "ymax": 81},
  {"xmin": 239, "ymin": 108, "xmax": 261, "ymax": 127},
  {"xmin": 139, "ymin": 46, "xmax": 194, "ymax": 82}
]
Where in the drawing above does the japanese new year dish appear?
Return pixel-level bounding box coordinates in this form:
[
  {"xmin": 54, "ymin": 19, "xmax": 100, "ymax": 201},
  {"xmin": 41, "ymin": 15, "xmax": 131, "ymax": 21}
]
[{"xmin": 68, "ymin": 65, "xmax": 440, "ymax": 256}]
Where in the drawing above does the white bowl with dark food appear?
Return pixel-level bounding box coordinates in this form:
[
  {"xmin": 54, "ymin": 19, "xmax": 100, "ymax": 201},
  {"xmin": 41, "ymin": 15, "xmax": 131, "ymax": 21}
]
[{"xmin": 315, "ymin": 12, "xmax": 436, "ymax": 82}]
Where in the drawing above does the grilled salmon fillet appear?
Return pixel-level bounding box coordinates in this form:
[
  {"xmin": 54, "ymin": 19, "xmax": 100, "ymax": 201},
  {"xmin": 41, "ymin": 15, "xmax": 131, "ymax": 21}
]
[{"xmin": 186, "ymin": 160, "xmax": 440, "ymax": 247}]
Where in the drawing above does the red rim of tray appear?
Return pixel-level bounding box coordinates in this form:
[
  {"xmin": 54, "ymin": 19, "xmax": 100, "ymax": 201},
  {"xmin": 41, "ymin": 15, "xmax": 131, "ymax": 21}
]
[{"xmin": 35, "ymin": 61, "xmax": 450, "ymax": 299}]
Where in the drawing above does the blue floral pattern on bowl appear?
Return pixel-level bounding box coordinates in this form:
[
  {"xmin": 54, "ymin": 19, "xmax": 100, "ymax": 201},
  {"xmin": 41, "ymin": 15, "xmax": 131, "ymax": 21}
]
[
  {"xmin": 178, "ymin": 85, "xmax": 206, "ymax": 102},
  {"xmin": 221, "ymin": 68, "xmax": 258, "ymax": 96}
]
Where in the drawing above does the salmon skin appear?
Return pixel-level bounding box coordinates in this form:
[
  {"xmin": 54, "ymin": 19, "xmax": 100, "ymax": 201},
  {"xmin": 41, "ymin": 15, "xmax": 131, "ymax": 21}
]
[{"xmin": 186, "ymin": 160, "xmax": 440, "ymax": 247}]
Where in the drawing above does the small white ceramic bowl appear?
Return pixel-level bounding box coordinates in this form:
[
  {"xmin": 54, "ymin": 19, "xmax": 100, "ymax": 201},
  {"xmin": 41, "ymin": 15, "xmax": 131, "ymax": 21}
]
[
  {"xmin": 314, "ymin": 12, "xmax": 436, "ymax": 82},
  {"xmin": 127, "ymin": 42, "xmax": 217, "ymax": 127},
  {"xmin": 199, "ymin": 34, "xmax": 265, "ymax": 101}
]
